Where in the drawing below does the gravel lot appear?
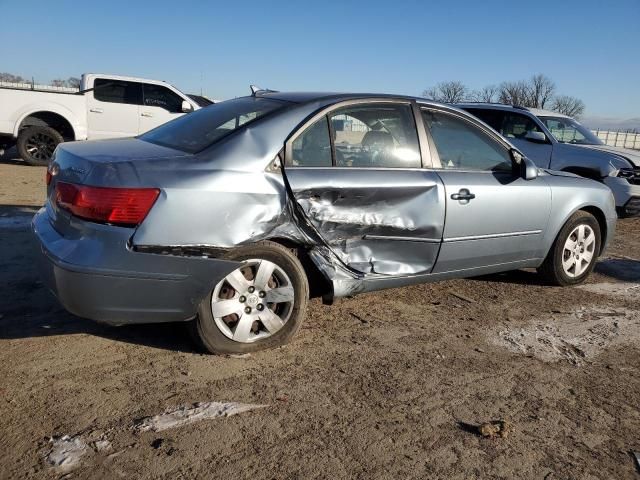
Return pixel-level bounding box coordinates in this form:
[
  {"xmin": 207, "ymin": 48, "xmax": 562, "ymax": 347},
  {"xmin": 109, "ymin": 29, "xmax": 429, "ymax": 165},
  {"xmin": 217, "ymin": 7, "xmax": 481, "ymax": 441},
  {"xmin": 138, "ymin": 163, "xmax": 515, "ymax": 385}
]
[{"xmin": 1, "ymin": 153, "xmax": 639, "ymax": 479}]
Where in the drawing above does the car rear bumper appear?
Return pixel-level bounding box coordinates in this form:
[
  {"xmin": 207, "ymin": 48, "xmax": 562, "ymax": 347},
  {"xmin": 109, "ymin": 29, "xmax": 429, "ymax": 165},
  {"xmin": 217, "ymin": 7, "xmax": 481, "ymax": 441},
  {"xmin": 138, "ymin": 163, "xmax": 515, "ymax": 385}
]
[{"xmin": 32, "ymin": 208, "xmax": 240, "ymax": 325}]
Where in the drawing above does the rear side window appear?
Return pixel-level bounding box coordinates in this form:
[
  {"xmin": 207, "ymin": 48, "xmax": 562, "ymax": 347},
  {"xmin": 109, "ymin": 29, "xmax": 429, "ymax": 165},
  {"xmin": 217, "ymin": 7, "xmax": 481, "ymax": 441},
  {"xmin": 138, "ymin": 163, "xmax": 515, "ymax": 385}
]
[
  {"xmin": 94, "ymin": 79, "xmax": 142, "ymax": 105},
  {"xmin": 423, "ymin": 109, "xmax": 512, "ymax": 172},
  {"xmin": 143, "ymin": 84, "xmax": 183, "ymax": 113},
  {"xmin": 291, "ymin": 118, "xmax": 332, "ymax": 167},
  {"xmin": 330, "ymin": 104, "xmax": 421, "ymax": 168},
  {"xmin": 140, "ymin": 97, "xmax": 286, "ymax": 153}
]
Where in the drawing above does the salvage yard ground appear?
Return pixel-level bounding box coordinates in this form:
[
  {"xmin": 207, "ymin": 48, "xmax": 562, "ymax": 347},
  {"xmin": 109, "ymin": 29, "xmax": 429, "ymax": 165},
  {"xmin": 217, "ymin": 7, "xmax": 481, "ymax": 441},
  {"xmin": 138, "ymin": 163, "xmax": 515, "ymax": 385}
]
[{"xmin": 1, "ymin": 152, "xmax": 639, "ymax": 479}]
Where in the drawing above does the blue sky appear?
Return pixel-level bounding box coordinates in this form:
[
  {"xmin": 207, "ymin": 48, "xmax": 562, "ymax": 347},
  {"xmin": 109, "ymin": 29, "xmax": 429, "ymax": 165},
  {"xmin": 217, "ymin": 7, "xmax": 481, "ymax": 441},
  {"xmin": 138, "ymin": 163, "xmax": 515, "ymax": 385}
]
[{"xmin": 1, "ymin": 0, "xmax": 638, "ymax": 120}]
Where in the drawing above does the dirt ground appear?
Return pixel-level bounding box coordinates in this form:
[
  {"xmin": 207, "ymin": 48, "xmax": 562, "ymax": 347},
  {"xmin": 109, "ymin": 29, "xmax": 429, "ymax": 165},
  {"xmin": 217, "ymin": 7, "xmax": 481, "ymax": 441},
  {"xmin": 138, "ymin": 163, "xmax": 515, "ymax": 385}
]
[{"xmin": 1, "ymin": 153, "xmax": 639, "ymax": 479}]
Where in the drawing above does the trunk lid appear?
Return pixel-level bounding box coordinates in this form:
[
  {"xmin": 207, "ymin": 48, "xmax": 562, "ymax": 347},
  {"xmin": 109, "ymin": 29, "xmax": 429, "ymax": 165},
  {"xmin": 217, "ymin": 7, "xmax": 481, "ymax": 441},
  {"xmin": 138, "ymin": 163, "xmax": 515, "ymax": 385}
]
[{"xmin": 47, "ymin": 138, "xmax": 190, "ymax": 235}]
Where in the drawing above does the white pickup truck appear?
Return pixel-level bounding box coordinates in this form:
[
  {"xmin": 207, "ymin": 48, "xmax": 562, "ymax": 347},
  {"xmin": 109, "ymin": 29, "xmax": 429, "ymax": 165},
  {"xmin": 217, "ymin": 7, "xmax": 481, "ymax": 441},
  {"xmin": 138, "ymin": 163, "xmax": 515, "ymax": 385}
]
[{"xmin": 0, "ymin": 73, "xmax": 207, "ymax": 165}]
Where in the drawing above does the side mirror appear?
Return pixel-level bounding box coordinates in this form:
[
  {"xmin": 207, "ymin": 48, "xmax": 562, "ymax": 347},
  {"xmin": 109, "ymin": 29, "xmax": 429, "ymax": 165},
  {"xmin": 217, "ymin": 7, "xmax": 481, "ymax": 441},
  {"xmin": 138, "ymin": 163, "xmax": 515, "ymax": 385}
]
[
  {"xmin": 511, "ymin": 149, "xmax": 538, "ymax": 180},
  {"xmin": 521, "ymin": 156, "xmax": 539, "ymax": 180},
  {"xmin": 181, "ymin": 100, "xmax": 194, "ymax": 113},
  {"xmin": 525, "ymin": 131, "xmax": 547, "ymax": 143}
]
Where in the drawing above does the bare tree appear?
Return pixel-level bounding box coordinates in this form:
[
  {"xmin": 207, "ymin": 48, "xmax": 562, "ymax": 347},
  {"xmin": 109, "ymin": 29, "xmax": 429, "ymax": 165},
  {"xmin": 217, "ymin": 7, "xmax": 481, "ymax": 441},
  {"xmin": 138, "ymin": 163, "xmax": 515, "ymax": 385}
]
[
  {"xmin": 468, "ymin": 84, "xmax": 499, "ymax": 103},
  {"xmin": 527, "ymin": 74, "xmax": 555, "ymax": 108},
  {"xmin": 552, "ymin": 95, "xmax": 585, "ymax": 118},
  {"xmin": 66, "ymin": 77, "xmax": 81, "ymax": 88},
  {"xmin": 422, "ymin": 75, "xmax": 586, "ymax": 115},
  {"xmin": 0, "ymin": 72, "xmax": 26, "ymax": 83},
  {"xmin": 498, "ymin": 80, "xmax": 531, "ymax": 106},
  {"xmin": 423, "ymin": 81, "xmax": 468, "ymax": 103},
  {"xmin": 50, "ymin": 77, "xmax": 81, "ymax": 88}
]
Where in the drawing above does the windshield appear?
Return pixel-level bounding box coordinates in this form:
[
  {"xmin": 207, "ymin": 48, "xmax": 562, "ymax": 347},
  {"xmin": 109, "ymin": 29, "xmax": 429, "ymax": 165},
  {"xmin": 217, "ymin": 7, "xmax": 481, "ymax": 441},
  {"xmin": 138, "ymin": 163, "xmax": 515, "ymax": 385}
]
[
  {"xmin": 539, "ymin": 116, "xmax": 603, "ymax": 145},
  {"xmin": 141, "ymin": 97, "xmax": 287, "ymax": 153},
  {"xmin": 187, "ymin": 94, "xmax": 214, "ymax": 107}
]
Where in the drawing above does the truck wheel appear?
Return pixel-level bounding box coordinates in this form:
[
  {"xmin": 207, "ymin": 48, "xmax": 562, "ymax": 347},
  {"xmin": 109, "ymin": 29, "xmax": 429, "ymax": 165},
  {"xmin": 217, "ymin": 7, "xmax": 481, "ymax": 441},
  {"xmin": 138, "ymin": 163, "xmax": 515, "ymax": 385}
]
[
  {"xmin": 538, "ymin": 211, "xmax": 601, "ymax": 286},
  {"xmin": 190, "ymin": 241, "xmax": 309, "ymax": 355},
  {"xmin": 17, "ymin": 126, "xmax": 63, "ymax": 166}
]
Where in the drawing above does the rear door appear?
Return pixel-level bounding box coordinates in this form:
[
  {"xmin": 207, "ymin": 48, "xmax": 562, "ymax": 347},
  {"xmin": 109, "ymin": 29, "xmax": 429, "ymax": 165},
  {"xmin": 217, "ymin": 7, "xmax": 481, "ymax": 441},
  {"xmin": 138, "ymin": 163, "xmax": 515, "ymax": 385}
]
[
  {"xmin": 139, "ymin": 83, "xmax": 189, "ymax": 133},
  {"xmin": 499, "ymin": 111, "xmax": 553, "ymax": 168},
  {"xmin": 420, "ymin": 107, "xmax": 552, "ymax": 273},
  {"xmin": 87, "ymin": 78, "xmax": 142, "ymax": 139},
  {"xmin": 283, "ymin": 100, "xmax": 445, "ymax": 276}
]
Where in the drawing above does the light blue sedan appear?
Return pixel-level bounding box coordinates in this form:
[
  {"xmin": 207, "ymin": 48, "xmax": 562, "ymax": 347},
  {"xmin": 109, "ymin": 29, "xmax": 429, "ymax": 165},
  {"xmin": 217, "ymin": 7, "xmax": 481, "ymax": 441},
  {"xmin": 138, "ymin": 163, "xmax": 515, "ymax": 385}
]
[{"xmin": 33, "ymin": 90, "xmax": 617, "ymax": 354}]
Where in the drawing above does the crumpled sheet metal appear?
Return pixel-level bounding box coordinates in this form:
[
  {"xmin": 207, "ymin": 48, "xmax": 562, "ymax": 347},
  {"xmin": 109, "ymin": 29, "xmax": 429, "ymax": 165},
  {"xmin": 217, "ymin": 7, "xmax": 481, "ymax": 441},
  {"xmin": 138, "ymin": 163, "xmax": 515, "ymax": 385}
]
[
  {"xmin": 134, "ymin": 171, "xmax": 306, "ymax": 248},
  {"xmin": 286, "ymin": 168, "xmax": 444, "ymax": 276}
]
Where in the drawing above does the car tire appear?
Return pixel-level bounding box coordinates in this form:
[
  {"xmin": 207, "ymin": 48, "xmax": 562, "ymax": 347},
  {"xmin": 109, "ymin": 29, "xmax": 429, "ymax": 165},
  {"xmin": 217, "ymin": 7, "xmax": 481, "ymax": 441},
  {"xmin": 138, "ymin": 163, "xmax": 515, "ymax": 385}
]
[
  {"xmin": 17, "ymin": 126, "xmax": 63, "ymax": 166},
  {"xmin": 538, "ymin": 211, "xmax": 601, "ymax": 286},
  {"xmin": 190, "ymin": 241, "xmax": 309, "ymax": 355}
]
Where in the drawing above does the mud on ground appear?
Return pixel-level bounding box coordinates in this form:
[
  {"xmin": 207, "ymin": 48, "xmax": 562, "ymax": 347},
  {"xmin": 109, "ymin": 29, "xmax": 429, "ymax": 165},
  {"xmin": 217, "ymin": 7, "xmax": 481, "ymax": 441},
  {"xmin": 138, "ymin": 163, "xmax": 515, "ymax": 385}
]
[{"xmin": 1, "ymin": 157, "xmax": 639, "ymax": 479}]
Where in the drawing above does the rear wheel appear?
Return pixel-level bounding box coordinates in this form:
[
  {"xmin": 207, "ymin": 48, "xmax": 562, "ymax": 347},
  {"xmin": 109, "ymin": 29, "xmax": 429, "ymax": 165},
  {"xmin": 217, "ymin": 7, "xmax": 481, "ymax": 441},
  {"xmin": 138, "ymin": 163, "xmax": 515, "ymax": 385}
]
[
  {"xmin": 190, "ymin": 241, "xmax": 309, "ymax": 355},
  {"xmin": 17, "ymin": 126, "xmax": 63, "ymax": 166},
  {"xmin": 538, "ymin": 211, "xmax": 601, "ymax": 286}
]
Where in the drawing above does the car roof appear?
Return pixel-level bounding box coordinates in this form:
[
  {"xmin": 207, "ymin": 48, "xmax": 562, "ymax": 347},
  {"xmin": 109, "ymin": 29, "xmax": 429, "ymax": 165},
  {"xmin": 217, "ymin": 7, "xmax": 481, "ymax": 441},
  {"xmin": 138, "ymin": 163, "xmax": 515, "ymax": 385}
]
[
  {"xmin": 255, "ymin": 90, "xmax": 435, "ymax": 105},
  {"xmin": 456, "ymin": 102, "xmax": 572, "ymax": 119}
]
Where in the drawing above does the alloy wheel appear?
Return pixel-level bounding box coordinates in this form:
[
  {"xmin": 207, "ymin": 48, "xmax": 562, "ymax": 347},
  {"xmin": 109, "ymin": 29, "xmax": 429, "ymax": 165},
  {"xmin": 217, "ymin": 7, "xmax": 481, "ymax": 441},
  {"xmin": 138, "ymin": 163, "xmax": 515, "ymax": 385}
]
[
  {"xmin": 25, "ymin": 132, "xmax": 56, "ymax": 162},
  {"xmin": 561, "ymin": 224, "xmax": 596, "ymax": 278}
]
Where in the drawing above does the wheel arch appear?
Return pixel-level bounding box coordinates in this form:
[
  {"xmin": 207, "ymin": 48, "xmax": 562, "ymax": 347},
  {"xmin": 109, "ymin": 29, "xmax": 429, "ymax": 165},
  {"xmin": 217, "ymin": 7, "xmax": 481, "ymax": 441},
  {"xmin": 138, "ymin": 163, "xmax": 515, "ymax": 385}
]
[
  {"xmin": 541, "ymin": 199, "xmax": 611, "ymax": 265},
  {"xmin": 18, "ymin": 110, "xmax": 76, "ymax": 141},
  {"xmin": 265, "ymin": 237, "xmax": 333, "ymax": 300},
  {"xmin": 578, "ymin": 205, "xmax": 608, "ymax": 255}
]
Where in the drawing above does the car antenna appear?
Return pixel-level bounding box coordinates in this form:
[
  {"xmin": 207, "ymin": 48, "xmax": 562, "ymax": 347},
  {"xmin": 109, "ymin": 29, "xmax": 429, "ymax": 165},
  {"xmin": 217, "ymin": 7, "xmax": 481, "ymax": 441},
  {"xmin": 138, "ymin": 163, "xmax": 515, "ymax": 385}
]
[{"xmin": 250, "ymin": 84, "xmax": 279, "ymax": 96}]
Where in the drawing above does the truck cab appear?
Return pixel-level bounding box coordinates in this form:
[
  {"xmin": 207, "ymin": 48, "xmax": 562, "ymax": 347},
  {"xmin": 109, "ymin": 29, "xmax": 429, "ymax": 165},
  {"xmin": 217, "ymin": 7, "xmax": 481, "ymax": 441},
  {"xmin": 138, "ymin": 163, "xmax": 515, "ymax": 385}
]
[{"xmin": 82, "ymin": 73, "xmax": 199, "ymax": 140}]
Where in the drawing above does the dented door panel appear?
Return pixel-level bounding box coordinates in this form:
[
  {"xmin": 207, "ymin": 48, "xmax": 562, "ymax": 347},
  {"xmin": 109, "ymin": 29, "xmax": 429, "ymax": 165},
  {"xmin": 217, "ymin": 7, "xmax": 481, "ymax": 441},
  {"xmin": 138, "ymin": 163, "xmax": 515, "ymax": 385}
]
[{"xmin": 284, "ymin": 167, "xmax": 446, "ymax": 275}]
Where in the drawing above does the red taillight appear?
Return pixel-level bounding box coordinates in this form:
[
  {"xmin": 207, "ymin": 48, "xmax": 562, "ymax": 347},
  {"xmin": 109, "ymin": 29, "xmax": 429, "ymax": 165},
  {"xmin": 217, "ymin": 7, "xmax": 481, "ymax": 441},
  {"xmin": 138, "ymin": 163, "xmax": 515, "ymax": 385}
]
[{"xmin": 55, "ymin": 182, "xmax": 160, "ymax": 227}]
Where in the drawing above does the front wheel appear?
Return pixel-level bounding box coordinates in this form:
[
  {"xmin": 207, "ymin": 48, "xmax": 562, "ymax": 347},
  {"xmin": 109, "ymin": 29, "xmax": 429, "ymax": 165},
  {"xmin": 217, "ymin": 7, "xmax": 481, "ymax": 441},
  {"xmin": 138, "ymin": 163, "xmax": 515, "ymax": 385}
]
[
  {"xmin": 538, "ymin": 211, "xmax": 601, "ymax": 286},
  {"xmin": 190, "ymin": 241, "xmax": 309, "ymax": 355}
]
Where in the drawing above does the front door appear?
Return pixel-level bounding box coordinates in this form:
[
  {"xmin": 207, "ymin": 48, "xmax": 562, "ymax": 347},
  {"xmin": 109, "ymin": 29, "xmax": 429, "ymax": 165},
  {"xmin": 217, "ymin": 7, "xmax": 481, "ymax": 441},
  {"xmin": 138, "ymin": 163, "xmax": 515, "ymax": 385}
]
[
  {"xmin": 421, "ymin": 108, "xmax": 552, "ymax": 273},
  {"xmin": 87, "ymin": 78, "xmax": 142, "ymax": 139},
  {"xmin": 284, "ymin": 101, "xmax": 445, "ymax": 276},
  {"xmin": 139, "ymin": 83, "xmax": 189, "ymax": 134},
  {"xmin": 501, "ymin": 111, "xmax": 553, "ymax": 168}
]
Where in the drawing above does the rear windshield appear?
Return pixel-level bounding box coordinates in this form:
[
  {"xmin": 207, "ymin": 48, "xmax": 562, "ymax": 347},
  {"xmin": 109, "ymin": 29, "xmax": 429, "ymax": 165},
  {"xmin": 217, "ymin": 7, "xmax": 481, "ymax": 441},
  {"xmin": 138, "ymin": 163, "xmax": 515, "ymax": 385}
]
[{"xmin": 140, "ymin": 97, "xmax": 287, "ymax": 153}]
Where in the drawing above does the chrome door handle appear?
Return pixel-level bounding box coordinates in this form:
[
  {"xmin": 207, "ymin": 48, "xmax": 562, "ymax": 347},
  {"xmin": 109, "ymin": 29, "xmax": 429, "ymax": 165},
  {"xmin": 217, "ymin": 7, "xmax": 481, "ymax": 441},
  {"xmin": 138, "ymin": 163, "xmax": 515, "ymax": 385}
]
[
  {"xmin": 141, "ymin": 112, "xmax": 153, "ymax": 118},
  {"xmin": 451, "ymin": 189, "xmax": 475, "ymax": 201},
  {"xmin": 89, "ymin": 108, "xmax": 103, "ymax": 113}
]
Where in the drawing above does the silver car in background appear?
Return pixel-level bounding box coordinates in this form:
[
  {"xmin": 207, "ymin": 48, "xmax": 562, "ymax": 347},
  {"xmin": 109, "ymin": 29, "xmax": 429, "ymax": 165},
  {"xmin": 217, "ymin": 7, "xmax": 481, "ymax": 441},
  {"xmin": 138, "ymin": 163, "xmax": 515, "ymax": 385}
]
[
  {"xmin": 33, "ymin": 90, "xmax": 617, "ymax": 354},
  {"xmin": 457, "ymin": 103, "xmax": 640, "ymax": 216}
]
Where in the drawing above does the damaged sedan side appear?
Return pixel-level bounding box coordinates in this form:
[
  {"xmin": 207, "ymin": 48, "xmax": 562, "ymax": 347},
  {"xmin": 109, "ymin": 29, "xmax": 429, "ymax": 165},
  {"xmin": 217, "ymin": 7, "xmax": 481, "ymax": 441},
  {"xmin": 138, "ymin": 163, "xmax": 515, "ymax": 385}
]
[{"xmin": 33, "ymin": 90, "xmax": 617, "ymax": 354}]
